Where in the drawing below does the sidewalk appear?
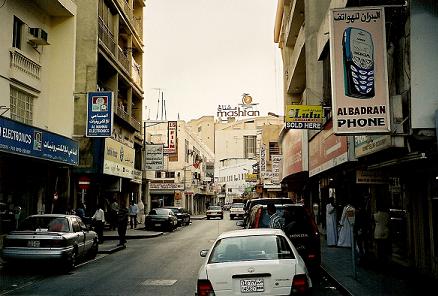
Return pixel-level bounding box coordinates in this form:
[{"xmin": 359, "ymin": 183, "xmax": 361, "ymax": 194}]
[{"xmin": 320, "ymin": 237, "xmax": 435, "ymax": 295}]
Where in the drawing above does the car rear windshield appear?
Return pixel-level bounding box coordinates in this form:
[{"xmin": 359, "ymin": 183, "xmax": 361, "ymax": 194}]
[
  {"xmin": 151, "ymin": 208, "xmax": 170, "ymax": 215},
  {"xmin": 209, "ymin": 206, "xmax": 221, "ymax": 210},
  {"xmin": 208, "ymin": 235, "xmax": 294, "ymax": 263},
  {"xmin": 231, "ymin": 203, "xmax": 244, "ymax": 208},
  {"xmin": 258, "ymin": 207, "xmax": 314, "ymax": 234},
  {"xmin": 18, "ymin": 217, "xmax": 71, "ymax": 232}
]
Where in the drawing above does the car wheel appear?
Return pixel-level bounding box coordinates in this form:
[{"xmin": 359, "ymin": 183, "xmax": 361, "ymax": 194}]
[
  {"xmin": 89, "ymin": 239, "xmax": 98, "ymax": 259},
  {"xmin": 221, "ymin": 216, "xmax": 223, "ymax": 219},
  {"xmin": 63, "ymin": 249, "xmax": 77, "ymax": 272},
  {"xmin": 207, "ymin": 217, "xmax": 210, "ymax": 220}
]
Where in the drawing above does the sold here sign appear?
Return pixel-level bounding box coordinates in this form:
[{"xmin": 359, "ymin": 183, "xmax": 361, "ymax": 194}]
[{"xmin": 285, "ymin": 105, "xmax": 323, "ymax": 130}]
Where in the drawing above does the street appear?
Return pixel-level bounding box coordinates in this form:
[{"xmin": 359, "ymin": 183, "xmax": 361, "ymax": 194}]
[{"xmin": 1, "ymin": 213, "xmax": 342, "ymax": 296}]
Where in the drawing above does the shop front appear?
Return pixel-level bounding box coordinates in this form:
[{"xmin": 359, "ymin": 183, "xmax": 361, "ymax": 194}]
[{"xmin": 0, "ymin": 117, "xmax": 78, "ymax": 234}]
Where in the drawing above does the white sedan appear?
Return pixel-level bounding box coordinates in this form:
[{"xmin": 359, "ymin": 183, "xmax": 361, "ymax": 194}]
[{"xmin": 196, "ymin": 228, "xmax": 312, "ymax": 295}]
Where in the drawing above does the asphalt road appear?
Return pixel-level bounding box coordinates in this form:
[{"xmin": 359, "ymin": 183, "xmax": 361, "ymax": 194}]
[{"xmin": 0, "ymin": 213, "xmax": 343, "ymax": 296}]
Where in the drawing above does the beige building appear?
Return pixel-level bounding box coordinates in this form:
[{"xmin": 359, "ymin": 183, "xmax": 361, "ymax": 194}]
[
  {"xmin": 0, "ymin": 0, "xmax": 78, "ymax": 233},
  {"xmin": 73, "ymin": 0, "xmax": 145, "ymax": 213}
]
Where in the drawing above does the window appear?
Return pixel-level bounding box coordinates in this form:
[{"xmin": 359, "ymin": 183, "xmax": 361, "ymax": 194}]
[
  {"xmin": 10, "ymin": 86, "xmax": 34, "ymax": 125},
  {"xmin": 165, "ymin": 172, "xmax": 175, "ymax": 178},
  {"xmin": 155, "ymin": 171, "xmax": 161, "ymax": 178},
  {"xmin": 244, "ymin": 135, "xmax": 256, "ymax": 159},
  {"xmin": 198, "ymin": 126, "xmax": 202, "ymax": 132},
  {"xmin": 269, "ymin": 142, "xmax": 280, "ymax": 156},
  {"xmin": 12, "ymin": 16, "xmax": 24, "ymax": 49}
]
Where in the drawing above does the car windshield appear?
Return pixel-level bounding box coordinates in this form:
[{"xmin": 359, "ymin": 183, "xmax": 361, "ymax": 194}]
[
  {"xmin": 18, "ymin": 216, "xmax": 71, "ymax": 232},
  {"xmin": 208, "ymin": 235, "xmax": 294, "ymax": 263},
  {"xmin": 209, "ymin": 206, "xmax": 221, "ymax": 210},
  {"xmin": 167, "ymin": 208, "xmax": 179, "ymax": 214},
  {"xmin": 232, "ymin": 203, "xmax": 244, "ymax": 208}
]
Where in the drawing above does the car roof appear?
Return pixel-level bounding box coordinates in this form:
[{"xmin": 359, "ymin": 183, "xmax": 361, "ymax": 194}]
[
  {"xmin": 28, "ymin": 214, "xmax": 74, "ymax": 218},
  {"xmin": 217, "ymin": 228, "xmax": 285, "ymax": 240}
]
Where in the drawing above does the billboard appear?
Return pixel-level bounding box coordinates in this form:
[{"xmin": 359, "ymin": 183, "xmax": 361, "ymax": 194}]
[
  {"xmin": 86, "ymin": 92, "xmax": 113, "ymax": 137},
  {"xmin": 329, "ymin": 7, "xmax": 390, "ymax": 134}
]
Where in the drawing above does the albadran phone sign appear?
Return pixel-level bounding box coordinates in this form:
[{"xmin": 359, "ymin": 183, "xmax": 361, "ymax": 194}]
[{"xmin": 329, "ymin": 6, "xmax": 390, "ymax": 134}]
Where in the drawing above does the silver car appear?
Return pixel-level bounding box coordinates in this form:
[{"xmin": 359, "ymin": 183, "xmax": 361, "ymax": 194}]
[{"xmin": 1, "ymin": 214, "xmax": 98, "ymax": 270}]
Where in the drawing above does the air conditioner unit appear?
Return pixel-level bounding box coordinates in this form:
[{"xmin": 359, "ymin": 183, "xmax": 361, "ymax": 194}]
[{"xmin": 29, "ymin": 28, "xmax": 49, "ymax": 45}]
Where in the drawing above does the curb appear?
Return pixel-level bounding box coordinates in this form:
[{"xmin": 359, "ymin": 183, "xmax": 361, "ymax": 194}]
[
  {"xmin": 102, "ymin": 232, "xmax": 163, "ymax": 240},
  {"xmin": 320, "ymin": 265, "xmax": 353, "ymax": 296}
]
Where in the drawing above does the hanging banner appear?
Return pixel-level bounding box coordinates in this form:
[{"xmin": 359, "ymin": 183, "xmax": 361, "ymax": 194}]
[
  {"xmin": 329, "ymin": 7, "xmax": 390, "ymax": 134},
  {"xmin": 86, "ymin": 91, "xmax": 113, "ymax": 137}
]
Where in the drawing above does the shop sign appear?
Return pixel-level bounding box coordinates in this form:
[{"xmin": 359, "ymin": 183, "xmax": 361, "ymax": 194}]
[
  {"xmin": 131, "ymin": 169, "xmax": 142, "ymax": 184},
  {"xmin": 282, "ymin": 129, "xmax": 307, "ymax": 176},
  {"xmin": 309, "ymin": 121, "xmax": 348, "ymax": 177},
  {"xmin": 285, "ymin": 105, "xmax": 323, "ymax": 130},
  {"xmin": 103, "ymin": 138, "xmax": 135, "ymax": 178},
  {"xmin": 0, "ymin": 116, "xmax": 79, "ymax": 165},
  {"xmin": 329, "ymin": 7, "xmax": 390, "ymax": 134},
  {"xmin": 271, "ymin": 155, "xmax": 283, "ymax": 184},
  {"xmin": 145, "ymin": 144, "xmax": 164, "ymax": 170},
  {"xmin": 354, "ymin": 135, "xmax": 391, "ymax": 157},
  {"xmin": 216, "ymin": 94, "xmax": 260, "ymax": 119},
  {"xmin": 150, "ymin": 183, "xmax": 184, "ymax": 190},
  {"xmin": 86, "ymin": 91, "xmax": 113, "ymax": 137},
  {"xmin": 259, "ymin": 144, "xmax": 266, "ymax": 173},
  {"xmin": 263, "ymin": 183, "xmax": 282, "ymax": 191},
  {"xmin": 245, "ymin": 173, "xmax": 258, "ymax": 182},
  {"xmin": 164, "ymin": 121, "xmax": 177, "ymax": 154},
  {"xmin": 356, "ymin": 170, "xmax": 387, "ymax": 184}
]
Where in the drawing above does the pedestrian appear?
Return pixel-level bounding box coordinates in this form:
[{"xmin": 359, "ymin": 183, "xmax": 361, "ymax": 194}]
[
  {"xmin": 76, "ymin": 202, "xmax": 86, "ymax": 223},
  {"xmin": 137, "ymin": 199, "xmax": 145, "ymax": 225},
  {"xmin": 129, "ymin": 200, "xmax": 139, "ymax": 229},
  {"xmin": 92, "ymin": 204, "xmax": 105, "ymax": 244},
  {"xmin": 373, "ymin": 203, "xmax": 390, "ymax": 266},
  {"xmin": 110, "ymin": 199, "xmax": 119, "ymax": 230},
  {"xmin": 326, "ymin": 197, "xmax": 338, "ymax": 247},
  {"xmin": 117, "ymin": 199, "xmax": 129, "ymax": 246},
  {"xmin": 267, "ymin": 203, "xmax": 284, "ymax": 229},
  {"xmin": 337, "ymin": 204, "xmax": 353, "ymax": 247},
  {"xmin": 354, "ymin": 204, "xmax": 368, "ymax": 264}
]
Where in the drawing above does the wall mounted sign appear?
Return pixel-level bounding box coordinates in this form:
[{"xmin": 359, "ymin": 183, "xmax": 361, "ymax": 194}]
[
  {"xmin": 285, "ymin": 105, "xmax": 323, "ymax": 130},
  {"xmin": 86, "ymin": 91, "xmax": 113, "ymax": 137}
]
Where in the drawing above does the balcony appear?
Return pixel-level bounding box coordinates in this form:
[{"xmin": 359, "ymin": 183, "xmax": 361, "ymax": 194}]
[
  {"xmin": 117, "ymin": 46, "xmax": 130, "ymax": 73},
  {"xmin": 132, "ymin": 60, "xmax": 142, "ymax": 87},
  {"xmin": 9, "ymin": 48, "xmax": 41, "ymax": 91},
  {"xmin": 130, "ymin": 116, "xmax": 141, "ymax": 131},
  {"xmin": 98, "ymin": 19, "xmax": 116, "ymax": 57},
  {"xmin": 285, "ymin": 0, "xmax": 305, "ymax": 48},
  {"xmin": 286, "ymin": 23, "xmax": 306, "ymax": 94},
  {"xmin": 133, "ymin": 16, "xmax": 143, "ymax": 37},
  {"xmin": 116, "ymin": 105, "xmax": 129, "ymax": 122},
  {"xmin": 116, "ymin": 0, "xmax": 133, "ymax": 23}
]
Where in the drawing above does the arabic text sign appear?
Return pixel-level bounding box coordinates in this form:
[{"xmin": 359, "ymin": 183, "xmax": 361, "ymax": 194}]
[
  {"xmin": 0, "ymin": 116, "xmax": 79, "ymax": 165},
  {"xmin": 86, "ymin": 91, "xmax": 113, "ymax": 137},
  {"xmin": 329, "ymin": 7, "xmax": 390, "ymax": 134},
  {"xmin": 145, "ymin": 144, "xmax": 164, "ymax": 170}
]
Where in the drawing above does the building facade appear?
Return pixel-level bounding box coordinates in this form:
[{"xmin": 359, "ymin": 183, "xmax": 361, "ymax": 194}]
[
  {"xmin": 0, "ymin": 0, "xmax": 78, "ymax": 234},
  {"xmin": 275, "ymin": 0, "xmax": 438, "ymax": 278},
  {"xmin": 72, "ymin": 0, "xmax": 145, "ymax": 216}
]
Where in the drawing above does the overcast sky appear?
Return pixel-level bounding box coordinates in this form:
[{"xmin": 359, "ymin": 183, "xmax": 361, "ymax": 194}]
[{"xmin": 143, "ymin": 0, "xmax": 283, "ymax": 121}]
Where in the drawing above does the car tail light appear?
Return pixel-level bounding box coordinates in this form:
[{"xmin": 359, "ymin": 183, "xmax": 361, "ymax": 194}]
[
  {"xmin": 197, "ymin": 279, "xmax": 215, "ymax": 296},
  {"xmin": 50, "ymin": 238, "xmax": 67, "ymax": 247},
  {"xmin": 292, "ymin": 274, "xmax": 309, "ymax": 294}
]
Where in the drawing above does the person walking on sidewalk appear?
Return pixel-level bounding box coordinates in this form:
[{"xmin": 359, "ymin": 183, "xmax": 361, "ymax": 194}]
[
  {"xmin": 129, "ymin": 200, "xmax": 138, "ymax": 229},
  {"xmin": 326, "ymin": 197, "xmax": 338, "ymax": 247},
  {"xmin": 92, "ymin": 204, "xmax": 105, "ymax": 244},
  {"xmin": 337, "ymin": 204, "xmax": 353, "ymax": 247},
  {"xmin": 373, "ymin": 203, "xmax": 390, "ymax": 266},
  {"xmin": 110, "ymin": 199, "xmax": 119, "ymax": 230},
  {"xmin": 117, "ymin": 199, "xmax": 129, "ymax": 247}
]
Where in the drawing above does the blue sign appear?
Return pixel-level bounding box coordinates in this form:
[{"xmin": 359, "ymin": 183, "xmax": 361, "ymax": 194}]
[
  {"xmin": 86, "ymin": 91, "xmax": 113, "ymax": 137},
  {"xmin": 0, "ymin": 116, "xmax": 79, "ymax": 165}
]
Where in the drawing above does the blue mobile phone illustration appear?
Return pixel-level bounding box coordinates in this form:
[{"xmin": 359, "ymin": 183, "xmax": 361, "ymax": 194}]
[{"xmin": 343, "ymin": 27, "xmax": 375, "ymax": 98}]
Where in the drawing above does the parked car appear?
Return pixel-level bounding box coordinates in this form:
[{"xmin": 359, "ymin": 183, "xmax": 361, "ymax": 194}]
[
  {"xmin": 197, "ymin": 228, "xmax": 312, "ymax": 295},
  {"xmin": 165, "ymin": 206, "xmax": 191, "ymax": 226},
  {"xmin": 1, "ymin": 214, "xmax": 98, "ymax": 270},
  {"xmin": 145, "ymin": 208, "xmax": 178, "ymax": 231},
  {"xmin": 244, "ymin": 204, "xmax": 321, "ymax": 275},
  {"xmin": 229, "ymin": 202, "xmax": 245, "ymax": 220},
  {"xmin": 206, "ymin": 206, "xmax": 223, "ymax": 220}
]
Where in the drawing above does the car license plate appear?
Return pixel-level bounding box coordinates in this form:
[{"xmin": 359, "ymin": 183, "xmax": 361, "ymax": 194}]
[
  {"xmin": 27, "ymin": 240, "xmax": 40, "ymax": 248},
  {"xmin": 240, "ymin": 279, "xmax": 264, "ymax": 293},
  {"xmin": 155, "ymin": 223, "xmax": 161, "ymax": 227}
]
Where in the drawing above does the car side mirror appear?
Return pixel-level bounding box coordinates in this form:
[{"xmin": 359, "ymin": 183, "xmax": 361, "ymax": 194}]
[
  {"xmin": 81, "ymin": 225, "xmax": 89, "ymax": 231},
  {"xmin": 236, "ymin": 221, "xmax": 244, "ymax": 227},
  {"xmin": 200, "ymin": 250, "xmax": 209, "ymax": 257}
]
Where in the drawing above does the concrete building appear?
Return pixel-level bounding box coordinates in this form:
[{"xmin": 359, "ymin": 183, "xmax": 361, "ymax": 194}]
[
  {"xmin": 0, "ymin": 0, "xmax": 78, "ymax": 234},
  {"xmin": 145, "ymin": 120, "xmax": 215, "ymax": 215},
  {"xmin": 275, "ymin": 0, "xmax": 438, "ymax": 279},
  {"xmin": 72, "ymin": 0, "xmax": 145, "ymax": 216}
]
